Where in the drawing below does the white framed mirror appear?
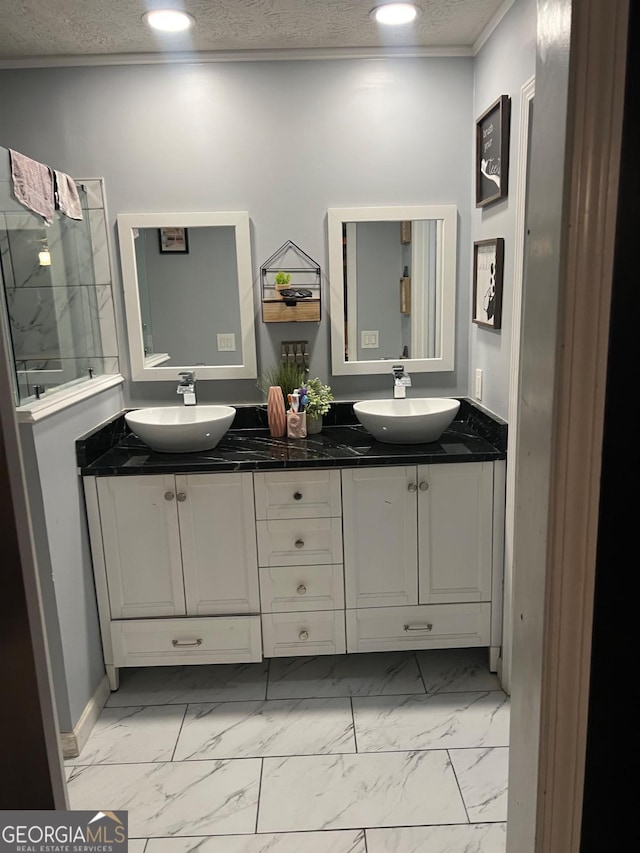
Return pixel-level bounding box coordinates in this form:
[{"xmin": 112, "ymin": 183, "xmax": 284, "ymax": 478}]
[
  {"xmin": 327, "ymin": 205, "xmax": 457, "ymax": 375},
  {"xmin": 117, "ymin": 211, "xmax": 257, "ymax": 381}
]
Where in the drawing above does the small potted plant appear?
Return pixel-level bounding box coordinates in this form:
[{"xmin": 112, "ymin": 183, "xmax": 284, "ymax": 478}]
[
  {"xmin": 274, "ymin": 270, "xmax": 291, "ymax": 299},
  {"xmin": 258, "ymin": 362, "xmax": 307, "ymax": 404},
  {"xmin": 304, "ymin": 377, "xmax": 334, "ymax": 434}
]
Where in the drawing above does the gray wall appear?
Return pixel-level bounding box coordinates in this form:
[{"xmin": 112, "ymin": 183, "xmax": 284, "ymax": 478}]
[
  {"xmin": 22, "ymin": 385, "xmax": 124, "ymax": 729},
  {"xmin": 17, "ymin": 423, "xmax": 71, "ymax": 730},
  {"xmin": 141, "ymin": 225, "xmax": 242, "ymax": 366},
  {"xmin": 0, "ymin": 57, "xmax": 473, "ymax": 405},
  {"xmin": 355, "ymin": 221, "xmax": 403, "ymax": 361},
  {"xmin": 471, "ymin": 0, "xmax": 537, "ymax": 418}
]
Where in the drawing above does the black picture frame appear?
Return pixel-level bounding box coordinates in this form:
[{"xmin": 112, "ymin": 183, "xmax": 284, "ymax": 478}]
[
  {"xmin": 473, "ymin": 238, "xmax": 504, "ymax": 330},
  {"xmin": 475, "ymin": 95, "xmax": 511, "ymax": 207},
  {"xmin": 158, "ymin": 227, "xmax": 189, "ymax": 253}
]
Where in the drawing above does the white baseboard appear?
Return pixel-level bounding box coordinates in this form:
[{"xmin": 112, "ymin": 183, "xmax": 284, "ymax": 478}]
[{"xmin": 59, "ymin": 674, "xmax": 110, "ymax": 759}]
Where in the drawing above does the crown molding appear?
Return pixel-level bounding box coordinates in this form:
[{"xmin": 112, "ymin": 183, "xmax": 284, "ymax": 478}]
[
  {"xmin": 472, "ymin": 0, "xmax": 515, "ymax": 55},
  {"xmin": 0, "ymin": 43, "xmax": 474, "ymax": 70}
]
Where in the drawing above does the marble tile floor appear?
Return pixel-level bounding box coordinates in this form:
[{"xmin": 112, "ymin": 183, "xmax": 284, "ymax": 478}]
[{"xmin": 66, "ymin": 649, "xmax": 509, "ymax": 852}]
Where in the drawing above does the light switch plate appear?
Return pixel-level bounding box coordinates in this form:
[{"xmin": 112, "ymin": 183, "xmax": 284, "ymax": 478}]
[
  {"xmin": 361, "ymin": 330, "xmax": 379, "ymax": 349},
  {"xmin": 217, "ymin": 333, "xmax": 236, "ymax": 352},
  {"xmin": 475, "ymin": 368, "xmax": 483, "ymax": 401}
]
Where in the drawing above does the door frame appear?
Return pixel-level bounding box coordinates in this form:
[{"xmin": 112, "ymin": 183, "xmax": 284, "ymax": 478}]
[
  {"xmin": 502, "ymin": 74, "xmax": 535, "ymax": 694},
  {"xmin": 507, "ymin": 1, "xmax": 630, "ymax": 851}
]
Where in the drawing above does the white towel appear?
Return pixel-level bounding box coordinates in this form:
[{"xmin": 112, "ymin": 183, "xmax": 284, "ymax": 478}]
[
  {"xmin": 9, "ymin": 149, "xmax": 55, "ymax": 224},
  {"xmin": 54, "ymin": 169, "xmax": 83, "ymax": 220}
]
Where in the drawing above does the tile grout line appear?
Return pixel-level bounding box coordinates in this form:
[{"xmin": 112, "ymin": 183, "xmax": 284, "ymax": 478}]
[
  {"xmin": 265, "ymin": 659, "xmax": 271, "ymax": 701},
  {"xmin": 363, "ymin": 827, "xmax": 369, "ymax": 853},
  {"xmin": 104, "ymin": 689, "xmax": 507, "ymax": 710},
  {"xmin": 447, "ymin": 748, "xmax": 472, "ymax": 825},
  {"xmin": 254, "ymin": 758, "xmax": 265, "ymax": 834},
  {"xmin": 350, "ymin": 696, "xmax": 359, "ymax": 753},
  {"xmin": 69, "ymin": 743, "xmax": 510, "ymax": 769},
  {"xmin": 132, "ymin": 822, "xmax": 505, "ymax": 840},
  {"xmin": 414, "ymin": 650, "xmax": 428, "ymax": 693},
  {"xmin": 169, "ymin": 704, "xmax": 188, "ymax": 762}
]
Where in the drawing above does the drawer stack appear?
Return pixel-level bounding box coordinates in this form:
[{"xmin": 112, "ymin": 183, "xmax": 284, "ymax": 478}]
[{"xmin": 254, "ymin": 471, "xmax": 346, "ymax": 656}]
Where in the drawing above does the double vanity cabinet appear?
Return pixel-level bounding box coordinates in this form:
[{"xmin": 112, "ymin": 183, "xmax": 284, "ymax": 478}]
[{"xmin": 81, "ymin": 413, "xmax": 506, "ymax": 691}]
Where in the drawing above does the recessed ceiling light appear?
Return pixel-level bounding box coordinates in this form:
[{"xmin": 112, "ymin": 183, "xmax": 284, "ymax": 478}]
[
  {"xmin": 143, "ymin": 9, "xmax": 195, "ymax": 33},
  {"xmin": 370, "ymin": 3, "xmax": 419, "ymax": 26}
]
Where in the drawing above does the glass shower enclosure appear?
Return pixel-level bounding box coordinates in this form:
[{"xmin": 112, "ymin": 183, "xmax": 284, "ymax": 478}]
[{"xmin": 0, "ymin": 146, "xmax": 119, "ymax": 405}]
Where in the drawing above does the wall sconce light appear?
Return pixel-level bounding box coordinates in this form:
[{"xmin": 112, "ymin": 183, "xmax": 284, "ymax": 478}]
[{"xmin": 37, "ymin": 238, "xmax": 51, "ymax": 266}]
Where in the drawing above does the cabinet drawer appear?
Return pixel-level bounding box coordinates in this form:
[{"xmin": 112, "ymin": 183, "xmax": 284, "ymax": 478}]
[
  {"xmin": 254, "ymin": 471, "xmax": 342, "ymax": 520},
  {"xmin": 262, "ymin": 611, "xmax": 346, "ymax": 657},
  {"xmin": 346, "ymin": 603, "xmax": 491, "ymax": 653},
  {"xmin": 257, "ymin": 518, "xmax": 343, "ymax": 566},
  {"xmin": 110, "ymin": 616, "xmax": 262, "ymax": 667},
  {"xmin": 260, "ymin": 564, "xmax": 344, "ymax": 612}
]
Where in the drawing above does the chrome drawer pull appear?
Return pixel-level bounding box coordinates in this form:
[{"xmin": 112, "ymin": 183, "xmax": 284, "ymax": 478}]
[
  {"xmin": 177, "ymin": 492, "xmax": 187, "ymax": 502},
  {"xmin": 172, "ymin": 638, "xmax": 203, "ymax": 647},
  {"xmin": 403, "ymin": 623, "xmax": 433, "ymax": 632},
  {"xmin": 408, "ymin": 483, "xmax": 418, "ymax": 492},
  {"xmin": 293, "ymin": 491, "xmax": 303, "ymax": 501},
  {"xmin": 297, "ymin": 584, "xmax": 307, "ymax": 595},
  {"xmin": 419, "ymin": 481, "xmax": 429, "ymax": 491},
  {"xmin": 299, "ymin": 630, "xmax": 309, "ymax": 641},
  {"xmin": 295, "ymin": 538, "xmax": 305, "ymax": 548},
  {"xmin": 164, "ymin": 491, "xmax": 175, "ymax": 501}
]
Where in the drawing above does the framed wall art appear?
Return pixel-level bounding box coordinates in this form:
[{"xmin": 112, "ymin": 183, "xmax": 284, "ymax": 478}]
[
  {"xmin": 476, "ymin": 95, "xmax": 511, "ymax": 207},
  {"xmin": 473, "ymin": 237, "xmax": 504, "ymax": 329},
  {"xmin": 158, "ymin": 226, "xmax": 189, "ymax": 253}
]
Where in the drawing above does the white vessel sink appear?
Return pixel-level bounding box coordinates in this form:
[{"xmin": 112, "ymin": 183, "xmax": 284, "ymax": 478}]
[
  {"xmin": 125, "ymin": 405, "xmax": 236, "ymax": 453},
  {"xmin": 353, "ymin": 398, "xmax": 460, "ymax": 444}
]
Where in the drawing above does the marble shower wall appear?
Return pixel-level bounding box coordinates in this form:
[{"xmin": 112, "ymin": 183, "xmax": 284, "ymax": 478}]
[{"xmin": 0, "ymin": 147, "xmax": 119, "ymax": 403}]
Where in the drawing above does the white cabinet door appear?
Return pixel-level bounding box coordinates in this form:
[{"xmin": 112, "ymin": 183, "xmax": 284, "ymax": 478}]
[
  {"xmin": 177, "ymin": 473, "xmax": 260, "ymax": 616},
  {"xmin": 342, "ymin": 467, "xmax": 418, "ymax": 608},
  {"xmin": 97, "ymin": 476, "xmax": 186, "ymax": 619},
  {"xmin": 418, "ymin": 462, "xmax": 493, "ymax": 604}
]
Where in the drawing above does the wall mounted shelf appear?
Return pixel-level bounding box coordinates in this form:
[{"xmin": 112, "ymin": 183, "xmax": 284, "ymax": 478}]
[{"xmin": 260, "ymin": 240, "xmax": 321, "ymax": 323}]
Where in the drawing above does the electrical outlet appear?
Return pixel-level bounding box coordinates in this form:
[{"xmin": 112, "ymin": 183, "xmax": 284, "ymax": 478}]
[
  {"xmin": 474, "ymin": 368, "xmax": 483, "ymax": 401},
  {"xmin": 217, "ymin": 333, "xmax": 236, "ymax": 352},
  {"xmin": 361, "ymin": 330, "xmax": 379, "ymax": 349}
]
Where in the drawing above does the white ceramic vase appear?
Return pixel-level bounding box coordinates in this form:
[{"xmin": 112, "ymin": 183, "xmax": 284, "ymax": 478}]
[{"xmin": 306, "ymin": 414, "xmax": 322, "ymax": 434}]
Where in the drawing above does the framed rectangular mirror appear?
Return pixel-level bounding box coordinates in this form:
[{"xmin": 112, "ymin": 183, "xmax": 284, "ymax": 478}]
[
  {"xmin": 328, "ymin": 205, "xmax": 457, "ymax": 375},
  {"xmin": 117, "ymin": 211, "xmax": 257, "ymax": 381}
]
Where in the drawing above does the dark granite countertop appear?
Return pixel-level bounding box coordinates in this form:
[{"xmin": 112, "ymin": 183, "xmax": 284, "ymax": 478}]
[{"xmin": 78, "ymin": 399, "xmax": 507, "ymax": 476}]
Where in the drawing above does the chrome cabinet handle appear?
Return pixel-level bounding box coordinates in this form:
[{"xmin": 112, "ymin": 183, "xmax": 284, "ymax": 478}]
[
  {"xmin": 419, "ymin": 481, "xmax": 429, "ymax": 491},
  {"xmin": 177, "ymin": 492, "xmax": 187, "ymax": 502},
  {"xmin": 293, "ymin": 491, "xmax": 303, "ymax": 501},
  {"xmin": 297, "ymin": 584, "xmax": 307, "ymax": 595},
  {"xmin": 295, "ymin": 538, "xmax": 305, "ymax": 548},
  {"xmin": 403, "ymin": 623, "xmax": 433, "ymax": 632},
  {"xmin": 299, "ymin": 630, "xmax": 309, "ymax": 641},
  {"xmin": 172, "ymin": 638, "xmax": 203, "ymax": 647},
  {"xmin": 164, "ymin": 491, "xmax": 175, "ymax": 501},
  {"xmin": 408, "ymin": 483, "xmax": 418, "ymax": 492}
]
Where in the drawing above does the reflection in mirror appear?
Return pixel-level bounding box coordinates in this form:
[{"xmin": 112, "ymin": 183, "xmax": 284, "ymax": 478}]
[
  {"xmin": 134, "ymin": 226, "xmax": 241, "ymax": 366},
  {"xmin": 117, "ymin": 211, "xmax": 257, "ymax": 381},
  {"xmin": 328, "ymin": 206, "xmax": 457, "ymax": 376}
]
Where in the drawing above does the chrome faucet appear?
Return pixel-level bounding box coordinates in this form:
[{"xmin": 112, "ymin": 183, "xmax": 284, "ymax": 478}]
[
  {"xmin": 177, "ymin": 371, "xmax": 196, "ymax": 405},
  {"xmin": 392, "ymin": 364, "xmax": 411, "ymax": 399}
]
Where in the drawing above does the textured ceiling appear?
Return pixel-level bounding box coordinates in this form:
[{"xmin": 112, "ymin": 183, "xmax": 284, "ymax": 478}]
[{"xmin": 0, "ymin": 0, "xmax": 507, "ymax": 60}]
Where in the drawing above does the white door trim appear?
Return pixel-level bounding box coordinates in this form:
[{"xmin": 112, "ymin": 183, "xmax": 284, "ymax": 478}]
[{"xmin": 501, "ymin": 75, "xmax": 535, "ymax": 693}]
